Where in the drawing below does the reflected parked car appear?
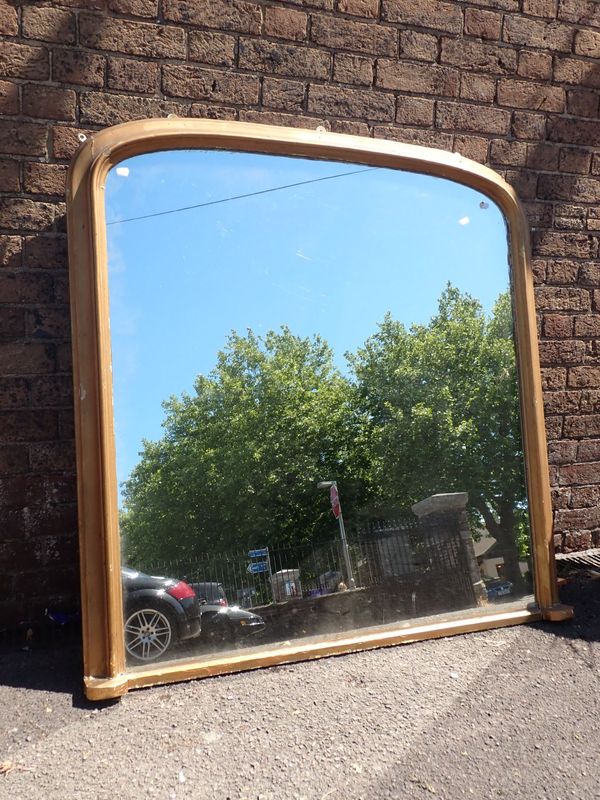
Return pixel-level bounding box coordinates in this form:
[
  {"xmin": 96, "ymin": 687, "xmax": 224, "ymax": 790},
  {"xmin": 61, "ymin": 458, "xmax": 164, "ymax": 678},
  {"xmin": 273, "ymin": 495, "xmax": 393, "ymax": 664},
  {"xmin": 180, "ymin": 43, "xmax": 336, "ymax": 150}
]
[
  {"xmin": 484, "ymin": 577, "xmax": 513, "ymax": 600},
  {"xmin": 122, "ymin": 567, "xmax": 202, "ymax": 663},
  {"xmin": 190, "ymin": 581, "xmax": 228, "ymax": 606},
  {"xmin": 199, "ymin": 604, "xmax": 265, "ymax": 645}
]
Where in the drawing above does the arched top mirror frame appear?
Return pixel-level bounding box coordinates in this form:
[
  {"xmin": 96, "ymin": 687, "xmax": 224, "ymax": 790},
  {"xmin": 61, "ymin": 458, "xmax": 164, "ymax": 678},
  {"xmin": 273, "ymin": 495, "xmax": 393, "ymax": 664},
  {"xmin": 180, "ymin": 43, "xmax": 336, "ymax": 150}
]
[{"xmin": 67, "ymin": 119, "xmax": 571, "ymax": 701}]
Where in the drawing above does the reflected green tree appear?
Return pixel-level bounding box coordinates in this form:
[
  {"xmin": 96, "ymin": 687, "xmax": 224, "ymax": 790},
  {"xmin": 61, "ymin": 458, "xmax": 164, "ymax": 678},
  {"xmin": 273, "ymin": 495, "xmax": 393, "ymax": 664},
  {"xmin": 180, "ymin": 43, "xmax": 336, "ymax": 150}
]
[
  {"xmin": 121, "ymin": 327, "xmax": 369, "ymax": 565},
  {"xmin": 350, "ymin": 286, "xmax": 527, "ymax": 588}
]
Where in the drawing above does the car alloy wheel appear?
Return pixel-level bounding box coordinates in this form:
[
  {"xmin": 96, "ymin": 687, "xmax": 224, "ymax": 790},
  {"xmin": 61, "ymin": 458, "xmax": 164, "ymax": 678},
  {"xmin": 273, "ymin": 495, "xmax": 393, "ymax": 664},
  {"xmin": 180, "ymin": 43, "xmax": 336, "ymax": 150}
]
[{"xmin": 124, "ymin": 606, "xmax": 174, "ymax": 662}]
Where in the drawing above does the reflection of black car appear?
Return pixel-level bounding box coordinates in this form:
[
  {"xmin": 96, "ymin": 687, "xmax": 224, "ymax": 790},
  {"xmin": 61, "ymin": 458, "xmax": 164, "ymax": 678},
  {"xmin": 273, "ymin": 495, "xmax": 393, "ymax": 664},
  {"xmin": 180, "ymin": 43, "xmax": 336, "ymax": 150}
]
[
  {"xmin": 190, "ymin": 581, "xmax": 228, "ymax": 606},
  {"xmin": 122, "ymin": 567, "xmax": 202, "ymax": 663},
  {"xmin": 200, "ymin": 604, "xmax": 265, "ymax": 645}
]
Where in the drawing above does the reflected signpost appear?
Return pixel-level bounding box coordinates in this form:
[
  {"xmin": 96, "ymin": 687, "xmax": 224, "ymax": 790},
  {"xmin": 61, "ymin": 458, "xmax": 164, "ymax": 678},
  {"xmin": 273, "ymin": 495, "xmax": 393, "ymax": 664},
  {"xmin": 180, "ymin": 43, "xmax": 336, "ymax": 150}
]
[{"xmin": 317, "ymin": 481, "xmax": 356, "ymax": 590}]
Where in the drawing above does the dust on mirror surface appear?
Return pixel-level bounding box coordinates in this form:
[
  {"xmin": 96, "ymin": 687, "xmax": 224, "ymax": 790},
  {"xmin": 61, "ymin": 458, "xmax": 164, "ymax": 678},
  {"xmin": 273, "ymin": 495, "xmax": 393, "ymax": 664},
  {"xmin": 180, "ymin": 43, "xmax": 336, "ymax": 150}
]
[{"xmin": 104, "ymin": 149, "xmax": 535, "ymax": 669}]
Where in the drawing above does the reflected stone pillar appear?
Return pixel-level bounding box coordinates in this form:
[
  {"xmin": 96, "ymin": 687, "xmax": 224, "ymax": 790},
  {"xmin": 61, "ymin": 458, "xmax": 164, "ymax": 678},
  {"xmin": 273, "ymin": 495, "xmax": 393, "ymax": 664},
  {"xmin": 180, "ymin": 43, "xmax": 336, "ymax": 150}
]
[{"xmin": 411, "ymin": 492, "xmax": 488, "ymax": 607}]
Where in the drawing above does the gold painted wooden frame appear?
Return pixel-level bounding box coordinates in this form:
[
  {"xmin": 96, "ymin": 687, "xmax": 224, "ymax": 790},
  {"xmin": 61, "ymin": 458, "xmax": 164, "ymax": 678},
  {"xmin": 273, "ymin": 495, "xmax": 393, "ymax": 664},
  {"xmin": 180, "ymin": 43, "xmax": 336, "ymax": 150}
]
[{"xmin": 66, "ymin": 118, "xmax": 571, "ymax": 701}]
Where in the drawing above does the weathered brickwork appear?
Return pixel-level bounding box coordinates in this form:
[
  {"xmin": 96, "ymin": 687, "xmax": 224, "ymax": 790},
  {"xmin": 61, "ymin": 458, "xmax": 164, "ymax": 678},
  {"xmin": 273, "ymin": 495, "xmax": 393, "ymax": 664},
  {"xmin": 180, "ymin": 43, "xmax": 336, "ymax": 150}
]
[{"xmin": 1, "ymin": 0, "xmax": 599, "ymax": 625}]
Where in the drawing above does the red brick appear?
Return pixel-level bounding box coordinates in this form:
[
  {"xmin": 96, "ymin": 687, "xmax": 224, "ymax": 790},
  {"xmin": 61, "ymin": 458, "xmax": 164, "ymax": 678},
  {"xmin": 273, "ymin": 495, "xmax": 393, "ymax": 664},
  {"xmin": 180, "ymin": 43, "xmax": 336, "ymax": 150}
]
[
  {"xmin": 0, "ymin": 272, "xmax": 54, "ymax": 303},
  {"xmin": 264, "ymin": 6, "xmax": 308, "ymax": 41},
  {"xmin": 29, "ymin": 441, "xmax": 76, "ymax": 472},
  {"xmin": 497, "ymin": 78, "xmax": 564, "ymax": 112},
  {"xmin": 107, "ymin": 57, "xmax": 159, "ymax": 93},
  {"xmin": 536, "ymin": 287, "xmax": 591, "ymax": 312},
  {"xmin": 0, "ymin": 161, "xmax": 19, "ymax": 194},
  {"xmin": 108, "ymin": 0, "xmax": 158, "ymax": 15},
  {"xmin": 333, "ymin": 54, "xmax": 373, "ymax": 86},
  {"xmin": 382, "ymin": 0, "xmax": 463, "ymax": 33},
  {"xmin": 545, "ymin": 415, "xmax": 563, "ymax": 439},
  {"xmin": 0, "ymin": 43, "xmax": 49, "ymax": 81},
  {"xmin": 50, "ymin": 126, "xmax": 95, "ymax": 161},
  {"xmin": 308, "ymin": 84, "xmax": 394, "ymax": 120},
  {"xmin": 570, "ymin": 486, "xmax": 600, "ymax": 508},
  {"xmin": 548, "ymin": 440, "xmax": 578, "ymax": 464},
  {"xmin": 436, "ymin": 102, "xmax": 510, "ymax": 135},
  {"xmin": 543, "ymin": 314, "xmax": 573, "ymax": 337},
  {"xmin": 23, "ymin": 237, "xmax": 67, "ymax": 271},
  {"xmin": 337, "ymin": 0, "xmax": 379, "ymax": 16},
  {"xmin": 188, "ymin": 31, "xmax": 236, "ymax": 66},
  {"xmin": 79, "ymin": 13, "xmax": 185, "ymax": 58},
  {"xmin": 453, "ymin": 135, "xmax": 488, "ymax": 163},
  {"xmin": 517, "ymin": 51, "xmax": 553, "ymax": 81},
  {"xmin": 22, "ymin": 7, "xmax": 76, "ymax": 44},
  {"xmin": 559, "ymin": 148, "xmax": 592, "ymax": 175},
  {"xmin": 30, "ymin": 375, "xmax": 74, "ymax": 408},
  {"xmin": 490, "ymin": 139, "xmax": 527, "ymax": 167},
  {"xmin": 23, "ymin": 164, "xmax": 67, "ymax": 197},
  {"xmin": 566, "ymin": 90, "xmax": 599, "ymax": 119},
  {"xmin": 0, "ymin": 308, "xmax": 25, "ymax": 341},
  {"xmin": 399, "ymin": 30, "xmax": 438, "ymax": 61},
  {"xmin": 441, "ymin": 38, "xmax": 516, "ymax": 75},
  {"xmin": 262, "ymin": 78, "xmax": 305, "ymax": 112},
  {"xmin": 541, "ymin": 368, "xmax": 567, "ymax": 390},
  {"xmin": 512, "ymin": 111, "xmax": 546, "ymax": 140},
  {"xmin": 395, "ymin": 96, "xmax": 434, "ymax": 126},
  {"xmin": 554, "ymin": 57, "xmax": 600, "ymax": 88},
  {"xmin": 464, "ymin": 8, "xmax": 502, "ymax": 39},
  {"xmin": 163, "ymin": 65, "xmax": 258, "ymax": 105},
  {"xmin": 538, "ymin": 174, "xmax": 600, "ymax": 204},
  {"xmin": 0, "ymin": 81, "xmax": 18, "ymax": 115},
  {"xmin": 555, "ymin": 506, "xmax": 600, "ymax": 531},
  {"xmin": 523, "ymin": 0, "xmax": 557, "ymax": 15},
  {"xmin": 503, "ymin": 16, "xmax": 573, "ymax": 51},
  {"xmin": 460, "ymin": 73, "xmax": 496, "ymax": 103},
  {"xmin": 372, "ymin": 125, "xmax": 453, "ymax": 149},
  {"xmin": 376, "ymin": 61, "xmax": 459, "ymax": 96},
  {"xmin": 0, "ymin": 445, "xmax": 28, "ymax": 475},
  {"xmin": 189, "ymin": 103, "xmax": 237, "ymax": 120},
  {"xmin": 0, "ymin": 199, "xmax": 57, "ymax": 233},
  {"xmin": 574, "ymin": 316, "xmax": 600, "ymax": 337},
  {"xmin": 22, "ymin": 85, "xmax": 76, "ymax": 122},
  {"xmin": 545, "ymin": 253, "xmax": 584, "ymax": 282},
  {"xmin": 0, "ymin": 1, "xmax": 18, "ymax": 35},
  {"xmin": 162, "ymin": 0, "xmax": 262, "ymax": 34},
  {"xmin": 0, "ymin": 237, "xmax": 21, "ymax": 269},
  {"xmin": 578, "ymin": 440, "xmax": 600, "ymax": 460},
  {"xmin": 25, "ymin": 307, "xmax": 71, "ymax": 340},
  {"xmin": 535, "ymin": 231, "xmax": 598, "ymax": 259},
  {"xmin": 549, "ymin": 117, "xmax": 600, "ymax": 148},
  {"xmin": 52, "ymin": 49, "xmax": 105, "ymax": 88},
  {"xmin": 238, "ymin": 40, "xmax": 330, "ymax": 79},
  {"xmin": 80, "ymin": 92, "xmax": 188, "ymax": 126},
  {"xmin": 574, "ymin": 29, "xmax": 600, "ymax": 58},
  {"xmin": 538, "ymin": 340, "xmax": 586, "ymax": 365},
  {"xmin": 558, "ymin": 0, "xmax": 600, "ymax": 26},
  {"xmin": 526, "ymin": 143, "xmax": 559, "ymax": 170},
  {"xmin": 504, "ymin": 169, "xmax": 537, "ymax": 199},
  {"xmin": 240, "ymin": 109, "xmax": 328, "ymax": 129},
  {"xmin": 579, "ymin": 263, "xmax": 600, "ymax": 286},
  {"xmin": 0, "ymin": 379, "xmax": 28, "ymax": 411},
  {"xmin": 310, "ymin": 15, "xmax": 397, "ymax": 56},
  {"xmin": 327, "ymin": 119, "xmax": 370, "ymax": 135},
  {"xmin": 558, "ymin": 462, "xmax": 600, "ymax": 486},
  {"xmin": 0, "ymin": 342, "xmax": 56, "ymax": 376}
]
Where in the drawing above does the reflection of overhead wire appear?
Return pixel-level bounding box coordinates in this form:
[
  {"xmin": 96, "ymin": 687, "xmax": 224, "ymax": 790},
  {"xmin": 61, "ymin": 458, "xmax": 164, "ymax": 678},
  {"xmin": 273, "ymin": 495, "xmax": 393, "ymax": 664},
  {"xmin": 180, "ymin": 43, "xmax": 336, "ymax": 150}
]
[{"xmin": 106, "ymin": 167, "xmax": 378, "ymax": 226}]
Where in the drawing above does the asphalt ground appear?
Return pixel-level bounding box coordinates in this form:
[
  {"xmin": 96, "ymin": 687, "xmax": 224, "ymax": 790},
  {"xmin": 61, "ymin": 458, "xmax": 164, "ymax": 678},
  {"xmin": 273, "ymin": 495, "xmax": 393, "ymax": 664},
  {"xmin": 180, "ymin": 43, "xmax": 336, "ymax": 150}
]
[{"xmin": 0, "ymin": 575, "xmax": 598, "ymax": 800}]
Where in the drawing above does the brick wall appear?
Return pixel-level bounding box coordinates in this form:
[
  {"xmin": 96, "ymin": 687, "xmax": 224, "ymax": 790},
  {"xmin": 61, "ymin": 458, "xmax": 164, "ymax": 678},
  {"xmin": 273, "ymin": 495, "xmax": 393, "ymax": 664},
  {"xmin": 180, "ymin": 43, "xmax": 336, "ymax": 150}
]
[{"xmin": 1, "ymin": 0, "xmax": 599, "ymax": 627}]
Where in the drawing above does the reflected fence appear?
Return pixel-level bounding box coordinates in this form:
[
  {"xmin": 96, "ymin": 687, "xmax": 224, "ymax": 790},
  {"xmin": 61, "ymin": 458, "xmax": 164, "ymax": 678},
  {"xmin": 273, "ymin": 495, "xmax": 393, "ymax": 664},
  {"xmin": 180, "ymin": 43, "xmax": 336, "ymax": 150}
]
[{"xmin": 140, "ymin": 511, "xmax": 477, "ymax": 615}]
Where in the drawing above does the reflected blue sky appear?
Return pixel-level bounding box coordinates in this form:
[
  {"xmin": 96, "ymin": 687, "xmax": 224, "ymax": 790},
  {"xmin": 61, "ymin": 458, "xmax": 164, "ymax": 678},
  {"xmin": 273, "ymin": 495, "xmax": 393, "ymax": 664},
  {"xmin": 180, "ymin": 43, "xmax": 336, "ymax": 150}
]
[{"xmin": 105, "ymin": 149, "xmax": 510, "ymax": 495}]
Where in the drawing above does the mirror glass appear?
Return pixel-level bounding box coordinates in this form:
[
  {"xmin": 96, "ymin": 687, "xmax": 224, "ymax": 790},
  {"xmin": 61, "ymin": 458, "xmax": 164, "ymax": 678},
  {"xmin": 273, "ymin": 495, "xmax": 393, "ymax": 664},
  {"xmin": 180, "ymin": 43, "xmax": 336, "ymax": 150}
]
[{"xmin": 104, "ymin": 150, "xmax": 534, "ymax": 669}]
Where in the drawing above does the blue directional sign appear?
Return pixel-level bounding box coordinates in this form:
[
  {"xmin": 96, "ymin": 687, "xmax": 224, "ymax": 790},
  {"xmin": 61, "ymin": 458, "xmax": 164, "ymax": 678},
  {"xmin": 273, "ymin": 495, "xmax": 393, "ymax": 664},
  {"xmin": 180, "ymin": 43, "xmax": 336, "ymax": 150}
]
[
  {"xmin": 248, "ymin": 548, "xmax": 269, "ymax": 558},
  {"xmin": 247, "ymin": 561, "xmax": 269, "ymax": 574}
]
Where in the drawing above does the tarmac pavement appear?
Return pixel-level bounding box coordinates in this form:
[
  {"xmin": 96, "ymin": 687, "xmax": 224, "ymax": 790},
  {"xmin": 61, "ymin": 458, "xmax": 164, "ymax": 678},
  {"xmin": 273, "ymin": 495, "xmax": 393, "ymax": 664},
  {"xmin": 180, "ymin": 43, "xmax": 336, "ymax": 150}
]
[{"xmin": 0, "ymin": 575, "xmax": 598, "ymax": 800}]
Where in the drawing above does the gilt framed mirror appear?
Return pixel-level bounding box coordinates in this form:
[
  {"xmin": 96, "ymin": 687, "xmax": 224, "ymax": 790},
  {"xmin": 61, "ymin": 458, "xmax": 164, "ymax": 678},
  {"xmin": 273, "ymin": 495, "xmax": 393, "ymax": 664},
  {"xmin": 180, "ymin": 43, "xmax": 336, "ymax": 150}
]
[{"xmin": 66, "ymin": 119, "xmax": 571, "ymax": 701}]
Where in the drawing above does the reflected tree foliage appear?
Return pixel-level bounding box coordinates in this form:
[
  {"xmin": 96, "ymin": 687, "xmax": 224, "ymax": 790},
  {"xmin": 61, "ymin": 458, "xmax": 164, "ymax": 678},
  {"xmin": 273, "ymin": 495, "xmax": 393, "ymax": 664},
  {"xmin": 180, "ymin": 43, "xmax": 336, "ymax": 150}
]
[
  {"xmin": 121, "ymin": 287, "xmax": 527, "ymax": 587},
  {"xmin": 351, "ymin": 286, "xmax": 527, "ymax": 587}
]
